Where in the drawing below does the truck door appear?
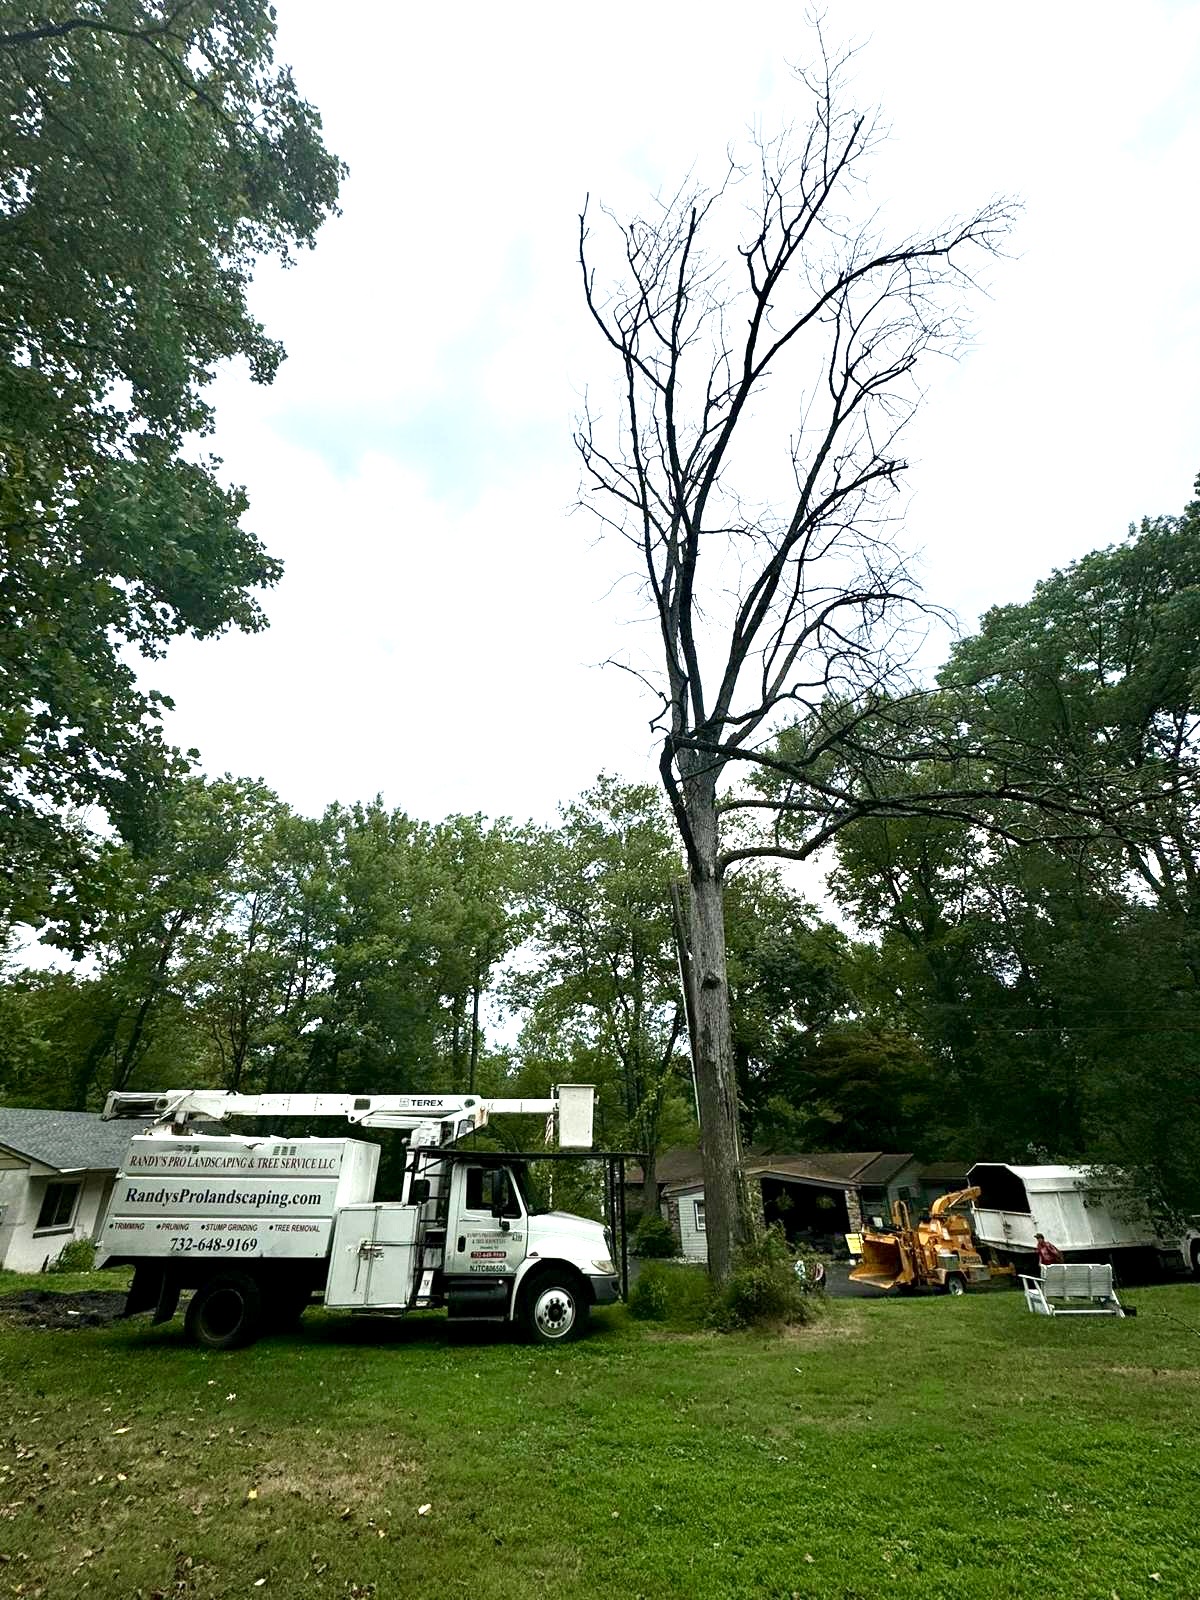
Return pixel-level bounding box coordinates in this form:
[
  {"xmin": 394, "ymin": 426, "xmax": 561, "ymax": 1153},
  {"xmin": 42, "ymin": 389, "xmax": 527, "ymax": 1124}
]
[{"xmin": 444, "ymin": 1163, "xmax": 527, "ymax": 1281}]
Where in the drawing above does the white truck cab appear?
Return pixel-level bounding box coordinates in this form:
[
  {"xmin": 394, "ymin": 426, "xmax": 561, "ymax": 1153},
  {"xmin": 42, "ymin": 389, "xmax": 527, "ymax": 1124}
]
[{"xmin": 96, "ymin": 1086, "xmax": 624, "ymax": 1349}]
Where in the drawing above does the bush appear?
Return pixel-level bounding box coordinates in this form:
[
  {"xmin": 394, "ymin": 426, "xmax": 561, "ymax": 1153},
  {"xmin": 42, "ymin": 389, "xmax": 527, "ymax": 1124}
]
[
  {"xmin": 709, "ymin": 1225, "xmax": 815, "ymax": 1331},
  {"xmin": 631, "ymin": 1211, "xmax": 678, "ymax": 1259},
  {"xmin": 628, "ymin": 1262, "xmax": 715, "ymax": 1328},
  {"xmin": 47, "ymin": 1237, "xmax": 96, "ymax": 1274}
]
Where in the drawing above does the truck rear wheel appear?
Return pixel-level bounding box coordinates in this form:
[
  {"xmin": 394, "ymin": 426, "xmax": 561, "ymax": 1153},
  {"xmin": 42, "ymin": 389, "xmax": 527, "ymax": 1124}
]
[
  {"xmin": 520, "ymin": 1272, "xmax": 588, "ymax": 1345},
  {"xmin": 185, "ymin": 1271, "xmax": 264, "ymax": 1350}
]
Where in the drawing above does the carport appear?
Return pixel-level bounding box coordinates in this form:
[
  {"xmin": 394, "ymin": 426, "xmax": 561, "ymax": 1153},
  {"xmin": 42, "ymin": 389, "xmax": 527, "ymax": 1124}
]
[{"xmin": 758, "ymin": 1166, "xmax": 853, "ymax": 1248}]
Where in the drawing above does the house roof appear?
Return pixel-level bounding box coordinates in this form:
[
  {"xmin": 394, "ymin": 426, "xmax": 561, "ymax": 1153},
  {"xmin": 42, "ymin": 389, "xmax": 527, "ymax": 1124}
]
[
  {"xmin": 662, "ymin": 1179, "xmax": 706, "ymax": 1197},
  {"xmin": 626, "ymin": 1146, "xmax": 706, "ymax": 1187},
  {"xmin": 0, "ymin": 1107, "xmax": 136, "ymax": 1173},
  {"xmin": 643, "ymin": 1146, "xmax": 917, "ymax": 1193},
  {"xmin": 854, "ymin": 1153, "xmax": 918, "ymax": 1187}
]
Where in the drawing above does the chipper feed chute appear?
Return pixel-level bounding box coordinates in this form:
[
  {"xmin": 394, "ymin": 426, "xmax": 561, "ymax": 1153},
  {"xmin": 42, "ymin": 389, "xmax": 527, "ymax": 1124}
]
[{"xmin": 849, "ymin": 1232, "xmax": 912, "ymax": 1290}]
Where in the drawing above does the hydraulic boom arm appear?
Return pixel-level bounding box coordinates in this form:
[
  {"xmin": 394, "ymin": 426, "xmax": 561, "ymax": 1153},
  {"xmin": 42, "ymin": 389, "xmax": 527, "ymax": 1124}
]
[{"xmin": 102, "ymin": 1086, "xmax": 596, "ymax": 1148}]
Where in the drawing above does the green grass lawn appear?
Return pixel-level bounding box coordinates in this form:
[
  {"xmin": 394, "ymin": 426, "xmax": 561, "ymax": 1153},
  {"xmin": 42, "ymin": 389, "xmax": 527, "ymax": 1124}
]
[{"xmin": 2, "ymin": 1278, "xmax": 1199, "ymax": 1599}]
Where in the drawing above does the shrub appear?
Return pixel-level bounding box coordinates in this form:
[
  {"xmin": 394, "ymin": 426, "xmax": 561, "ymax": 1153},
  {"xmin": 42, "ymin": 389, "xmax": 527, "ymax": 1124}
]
[
  {"xmin": 709, "ymin": 1224, "xmax": 815, "ymax": 1331},
  {"xmin": 47, "ymin": 1237, "xmax": 96, "ymax": 1274},
  {"xmin": 631, "ymin": 1211, "xmax": 678, "ymax": 1259},
  {"xmin": 628, "ymin": 1262, "xmax": 715, "ymax": 1328}
]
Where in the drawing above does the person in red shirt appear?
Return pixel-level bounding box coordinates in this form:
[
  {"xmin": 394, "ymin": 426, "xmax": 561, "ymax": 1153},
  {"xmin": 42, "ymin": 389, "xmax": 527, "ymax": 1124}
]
[{"xmin": 1035, "ymin": 1232, "xmax": 1064, "ymax": 1266}]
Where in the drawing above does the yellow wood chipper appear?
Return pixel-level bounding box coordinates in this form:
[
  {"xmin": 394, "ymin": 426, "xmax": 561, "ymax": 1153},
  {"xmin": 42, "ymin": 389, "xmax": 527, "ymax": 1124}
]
[{"xmin": 848, "ymin": 1186, "xmax": 1010, "ymax": 1296}]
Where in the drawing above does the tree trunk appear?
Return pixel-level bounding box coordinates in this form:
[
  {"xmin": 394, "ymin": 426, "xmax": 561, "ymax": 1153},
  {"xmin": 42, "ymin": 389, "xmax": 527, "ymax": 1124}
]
[
  {"xmin": 641, "ymin": 1149, "xmax": 659, "ymax": 1216},
  {"xmin": 468, "ymin": 975, "xmax": 482, "ymax": 1094},
  {"xmin": 684, "ymin": 781, "xmax": 754, "ymax": 1283}
]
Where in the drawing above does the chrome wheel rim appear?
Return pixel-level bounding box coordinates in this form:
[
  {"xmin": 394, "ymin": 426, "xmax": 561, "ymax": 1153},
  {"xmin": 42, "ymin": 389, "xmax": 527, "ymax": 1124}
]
[{"xmin": 533, "ymin": 1285, "xmax": 576, "ymax": 1339}]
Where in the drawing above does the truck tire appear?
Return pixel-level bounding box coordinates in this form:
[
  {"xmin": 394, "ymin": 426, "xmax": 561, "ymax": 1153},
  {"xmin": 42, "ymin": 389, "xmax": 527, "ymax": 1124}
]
[
  {"xmin": 1191, "ymin": 1241, "xmax": 1200, "ymax": 1280},
  {"xmin": 944, "ymin": 1273, "xmax": 967, "ymax": 1297},
  {"xmin": 184, "ymin": 1271, "xmax": 264, "ymax": 1350},
  {"xmin": 520, "ymin": 1271, "xmax": 588, "ymax": 1345}
]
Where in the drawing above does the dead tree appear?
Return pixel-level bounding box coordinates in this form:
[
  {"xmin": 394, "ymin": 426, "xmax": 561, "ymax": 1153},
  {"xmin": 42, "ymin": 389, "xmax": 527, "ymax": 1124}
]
[{"xmin": 576, "ymin": 45, "xmax": 1019, "ymax": 1282}]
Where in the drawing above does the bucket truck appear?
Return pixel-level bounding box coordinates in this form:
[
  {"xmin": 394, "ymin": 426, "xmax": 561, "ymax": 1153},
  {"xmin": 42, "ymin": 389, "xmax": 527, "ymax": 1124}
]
[{"xmin": 96, "ymin": 1085, "xmax": 624, "ymax": 1349}]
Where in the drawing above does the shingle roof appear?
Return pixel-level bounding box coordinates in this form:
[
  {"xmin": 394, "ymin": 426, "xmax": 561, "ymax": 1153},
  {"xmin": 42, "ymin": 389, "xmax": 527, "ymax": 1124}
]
[
  {"xmin": 854, "ymin": 1153, "xmax": 917, "ymax": 1187},
  {"xmin": 0, "ymin": 1107, "xmax": 136, "ymax": 1172},
  {"xmin": 661, "ymin": 1178, "xmax": 706, "ymax": 1196},
  {"xmin": 625, "ymin": 1146, "xmax": 705, "ymax": 1187},
  {"xmin": 749, "ymin": 1151, "xmax": 880, "ymax": 1184}
]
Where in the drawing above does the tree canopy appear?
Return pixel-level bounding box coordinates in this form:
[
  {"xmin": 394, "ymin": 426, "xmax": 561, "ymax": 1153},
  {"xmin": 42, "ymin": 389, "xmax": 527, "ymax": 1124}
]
[{"xmin": 0, "ymin": 0, "xmax": 344, "ymax": 928}]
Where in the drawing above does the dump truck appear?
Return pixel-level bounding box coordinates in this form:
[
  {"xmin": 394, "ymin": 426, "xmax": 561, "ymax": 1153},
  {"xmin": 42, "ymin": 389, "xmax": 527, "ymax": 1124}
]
[
  {"xmin": 97, "ymin": 1085, "xmax": 629, "ymax": 1348},
  {"xmin": 969, "ymin": 1162, "xmax": 1200, "ymax": 1276},
  {"xmin": 849, "ymin": 1186, "xmax": 1000, "ymax": 1296}
]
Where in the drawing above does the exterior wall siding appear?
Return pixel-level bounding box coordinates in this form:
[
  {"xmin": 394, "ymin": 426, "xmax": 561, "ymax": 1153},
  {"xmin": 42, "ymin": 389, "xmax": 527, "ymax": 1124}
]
[
  {"xmin": 673, "ymin": 1188, "xmax": 708, "ymax": 1263},
  {"xmin": 0, "ymin": 1168, "xmax": 114, "ymax": 1273}
]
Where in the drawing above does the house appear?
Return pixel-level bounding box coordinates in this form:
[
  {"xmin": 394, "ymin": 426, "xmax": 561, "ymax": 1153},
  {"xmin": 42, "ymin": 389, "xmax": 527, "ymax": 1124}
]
[
  {"xmin": 0, "ymin": 1108, "xmax": 137, "ymax": 1272},
  {"xmin": 638, "ymin": 1147, "xmax": 965, "ymax": 1263},
  {"xmin": 914, "ymin": 1161, "xmax": 971, "ymax": 1211}
]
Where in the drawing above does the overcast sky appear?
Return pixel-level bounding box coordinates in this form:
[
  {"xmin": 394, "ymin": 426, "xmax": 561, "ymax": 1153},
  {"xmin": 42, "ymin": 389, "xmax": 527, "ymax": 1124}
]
[{"xmin": 150, "ymin": 0, "xmax": 1200, "ymax": 835}]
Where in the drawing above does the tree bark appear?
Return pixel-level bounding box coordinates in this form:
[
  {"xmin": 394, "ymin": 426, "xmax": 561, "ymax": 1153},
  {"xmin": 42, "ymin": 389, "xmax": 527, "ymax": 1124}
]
[
  {"xmin": 684, "ymin": 778, "xmax": 753, "ymax": 1282},
  {"xmin": 641, "ymin": 1150, "xmax": 659, "ymax": 1215}
]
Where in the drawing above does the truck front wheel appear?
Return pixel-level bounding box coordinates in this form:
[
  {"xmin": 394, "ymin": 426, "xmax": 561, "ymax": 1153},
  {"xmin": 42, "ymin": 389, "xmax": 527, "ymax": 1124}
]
[
  {"xmin": 185, "ymin": 1271, "xmax": 264, "ymax": 1350},
  {"xmin": 944, "ymin": 1273, "xmax": 967, "ymax": 1297},
  {"xmin": 520, "ymin": 1272, "xmax": 588, "ymax": 1345}
]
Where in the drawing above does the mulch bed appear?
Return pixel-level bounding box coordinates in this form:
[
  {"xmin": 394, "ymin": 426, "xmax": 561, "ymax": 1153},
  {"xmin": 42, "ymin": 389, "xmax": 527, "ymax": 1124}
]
[{"xmin": 0, "ymin": 1289, "xmax": 128, "ymax": 1329}]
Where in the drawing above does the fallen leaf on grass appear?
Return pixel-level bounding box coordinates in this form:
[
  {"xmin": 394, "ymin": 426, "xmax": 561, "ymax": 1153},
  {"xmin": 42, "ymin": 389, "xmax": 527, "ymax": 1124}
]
[
  {"xmin": 113, "ymin": 1427, "xmax": 131, "ymax": 1436},
  {"xmin": 245, "ymin": 1488, "xmax": 258, "ymax": 1502},
  {"xmin": 417, "ymin": 1504, "xmax": 432, "ymax": 1516}
]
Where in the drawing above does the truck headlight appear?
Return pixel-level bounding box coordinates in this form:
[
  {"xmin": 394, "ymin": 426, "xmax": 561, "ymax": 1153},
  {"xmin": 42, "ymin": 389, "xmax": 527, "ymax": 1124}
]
[{"xmin": 592, "ymin": 1259, "xmax": 616, "ymax": 1275}]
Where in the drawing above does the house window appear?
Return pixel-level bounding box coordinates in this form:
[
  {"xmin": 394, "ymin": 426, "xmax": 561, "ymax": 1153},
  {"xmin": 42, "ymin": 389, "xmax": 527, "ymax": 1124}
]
[
  {"xmin": 36, "ymin": 1181, "xmax": 81, "ymax": 1232},
  {"xmin": 694, "ymin": 1200, "xmax": 706, "ymax": 1232}
]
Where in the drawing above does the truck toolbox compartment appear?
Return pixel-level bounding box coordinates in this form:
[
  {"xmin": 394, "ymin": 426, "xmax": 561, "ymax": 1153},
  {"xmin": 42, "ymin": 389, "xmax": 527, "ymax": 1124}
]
[{"xmin": 326, "ymin": 1203, "xmax": 419, "ymax": 1309}]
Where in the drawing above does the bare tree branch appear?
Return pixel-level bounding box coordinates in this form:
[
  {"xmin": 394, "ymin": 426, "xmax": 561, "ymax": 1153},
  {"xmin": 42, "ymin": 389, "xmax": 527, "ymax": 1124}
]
[{"xmin": 575, "ymin": 30, "xmax": 1019, "ymax": 1281}]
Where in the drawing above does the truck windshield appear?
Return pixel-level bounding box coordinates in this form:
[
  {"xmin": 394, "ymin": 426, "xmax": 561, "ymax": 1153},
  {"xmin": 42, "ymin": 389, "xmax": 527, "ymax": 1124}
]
[{"xmin": 510, "ymin": 1161, "xmax": 546, "ymax": 1216}]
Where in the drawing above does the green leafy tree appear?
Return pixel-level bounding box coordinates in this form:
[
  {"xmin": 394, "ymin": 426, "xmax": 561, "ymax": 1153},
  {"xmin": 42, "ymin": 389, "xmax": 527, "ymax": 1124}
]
[
  {"xmin": 0, "ymin": 1, "xmax": 344, "ymax": 927},
  {"xmin": 928, "ymin": 486, "xmax": 1200, "ymax": 1209},
  {"xmin": 177, "ymin": 805, "xmax": 337, "ymax": 1092},
  {"xmin": 510, "ymin": 778, "xmax": 691, "ymax": 1203},
  {"xmin": 720, "ymin": 865, "xmax": 942, "ymax": 1154},
  {"xmin": 943, "ymin": 480, "xmax": 1200, "ymax": 911},
  {"xmin": 66, "ymin": 775, "xmax": 282, "ymax": 1103},
  {"xmin": 819, "ymin": 486, "xmax": 1200, "ymax": 1207},
  {"xmin": 428, "ymin": 815, "xmax": 529, "ymax": 1092},
  {"xmin": 303, "ymin": 803, "xmax": 525, "ymax": 1095}
]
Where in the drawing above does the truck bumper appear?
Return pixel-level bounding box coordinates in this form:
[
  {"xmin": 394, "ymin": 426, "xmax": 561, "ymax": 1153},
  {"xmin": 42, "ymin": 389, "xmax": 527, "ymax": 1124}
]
[{"xmin": 589, "ymin": 1273, "xmax": 622, "ymax": 1306}]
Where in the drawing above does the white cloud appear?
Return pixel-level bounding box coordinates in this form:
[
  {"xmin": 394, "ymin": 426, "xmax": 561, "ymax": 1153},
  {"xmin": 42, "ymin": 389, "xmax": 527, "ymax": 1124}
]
[{"xmin": 145, "ymin": 0, "xmax": 1200, "ymax": 829}]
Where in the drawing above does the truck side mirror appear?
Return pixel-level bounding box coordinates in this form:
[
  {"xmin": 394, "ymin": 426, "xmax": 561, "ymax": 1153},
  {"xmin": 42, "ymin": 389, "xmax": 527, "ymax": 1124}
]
[
  {"xmin": 491, "ymin": 1174, "xmax": 510, "ymax": 1219},
  {"xmin": 410, "ymin": 1179, "xmax": 430, "ymax": 1205}
]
